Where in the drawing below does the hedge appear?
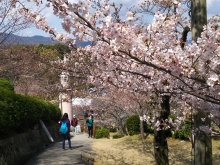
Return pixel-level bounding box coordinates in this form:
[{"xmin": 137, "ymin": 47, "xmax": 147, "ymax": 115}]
[
  {"xmin": 0, "ymin": 86, "xmax": 61, "ymax": 133},
  {"xmin": 0, "ymin": 78, "xmax": 14, "ymax": 92}
]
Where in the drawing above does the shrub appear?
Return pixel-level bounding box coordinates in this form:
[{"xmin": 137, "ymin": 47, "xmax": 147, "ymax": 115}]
[
  {"xmin": 95, "ymin": 128, "xmax": 110, "ymax": 139},
  {"xmin": 0, "ymin": 88, "xmax": 61, "ymax": 133},
  {"xmin": 173, "ymin": 123, "xmax": 191, "ymax": 140},
  {"xmin": 113, "ymin": 134, "xmax": 124, "ymax": 139},
  {"xmin": 103, "ymin": 125, "xmax": 117, "ymax": 132},
  {"xmin": 95, "ymin": 125, "xmax": 101, "ymax": 130},
  {"xmin": 126, "ymin": 115, "xmax": 140, "ymax": 136},
  {"xmin": 0, "ymin": 78, "xmax": 14, "ymax": 92},
  {"xmin": 145, "ymin": 123, "xmax": 154, "ymax": 134},
  {"xmin": 126, "ymin": 115, "xmax": 152, "ymax": 136},
  {"xmin": 109, "ymin": 127, "xmax": 117, "ymax": 132}
]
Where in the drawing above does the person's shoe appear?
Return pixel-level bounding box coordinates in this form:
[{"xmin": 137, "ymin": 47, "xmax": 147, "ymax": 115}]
[
  {"xmin": 69, "ymin": 147, "xmax": 73, "ymax": 150},
  {"xmin": 63, "ymin": 148, "xmax": 65, "ymax": 150}
]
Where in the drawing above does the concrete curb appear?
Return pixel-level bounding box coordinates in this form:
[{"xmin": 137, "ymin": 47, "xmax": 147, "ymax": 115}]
[{"xmin": 81, "ymin": 149, "xmax": 97, "ymax": 165}]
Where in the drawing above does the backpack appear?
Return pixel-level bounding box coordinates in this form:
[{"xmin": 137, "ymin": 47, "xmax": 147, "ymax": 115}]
[{"xmin": 60, "ymin": 121, "xmax": 68, "ymax": 134}]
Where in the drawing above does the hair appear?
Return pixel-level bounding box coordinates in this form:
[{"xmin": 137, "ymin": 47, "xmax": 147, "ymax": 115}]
[{"xmin": 61, "ymin": 113, "xmax": 68, "ymax": 121}]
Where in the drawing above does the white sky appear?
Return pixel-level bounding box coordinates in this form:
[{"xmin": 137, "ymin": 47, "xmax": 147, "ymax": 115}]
[{"xmin": 20, "ymin": 0, "xmax": 220, "ymax": 37}]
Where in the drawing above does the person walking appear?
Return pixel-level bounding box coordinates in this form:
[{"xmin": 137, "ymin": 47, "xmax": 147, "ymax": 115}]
[
  {"xmin": 71, "ymin": 115, "xmax": 78, "ymax": 136},
  {"xmin": 86, "ymin": 115, "xmax": 94, "ymax": 138},
  {"xmin": 59, "ymin": 113, "xmax": 72, "ymax": 150}
]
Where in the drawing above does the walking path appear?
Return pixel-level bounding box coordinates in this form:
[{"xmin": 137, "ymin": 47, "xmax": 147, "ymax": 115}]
[{"xmin": 25, "ymin": 132, "xmax": 94, "ymax": 165}]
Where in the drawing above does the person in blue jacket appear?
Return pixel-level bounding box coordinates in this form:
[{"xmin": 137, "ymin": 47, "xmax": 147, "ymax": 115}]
[
  {"xmin": 59, "ymin": 113, "xmax": 72, "ymax": 150},
  {"xmin": 86, "ymin": 115, "xmax": 94, "ymax": 138}
]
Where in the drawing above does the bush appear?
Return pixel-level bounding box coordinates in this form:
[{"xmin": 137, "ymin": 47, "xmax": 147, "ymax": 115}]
[
  {"xmin": 0, "ymin": 78, "xmax": 14, "ymax": 92},
  {"xmin": 126, "ymin": 115, "xmax": 141, "ymax": 136},
  {"xmin": 95, "ymin": 128, "xmax": 110, "ymax": 139},
  {"xmin": 146, "ymin": 123, "xmax": 154, "ymax": 134},
  {"xmin": 96, "ymin": 125, "xmax": 101, "ymax": 130},
  {"xmin": 0, "ymin": 87, "xmax": 61, "ymax": 133},
  {"xmin": 113, "ymin": 134, "xmax": 124, "ymax": 139},
  {"xmin": 126, "ymin": 115, "xmax": 152, "ymax": 136},
  {"xmin": 172, "ymin": 123, "xmax": 191, "ymax": 140},
  {"xmin": 103, "ymin": 125, "xmax": 117, "ymax": 132},
  {"xmin": 109, "ymin": 127, "xmax": 117, "ymax": 132}
]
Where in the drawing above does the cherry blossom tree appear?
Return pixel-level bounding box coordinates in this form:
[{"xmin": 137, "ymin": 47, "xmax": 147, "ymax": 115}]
[
  {"xmin": 89, "ymin": 88, "xmax": 150, "ymax": 135},
  {"xmin": 0, "ymin": 0, "xmax": 33, "ymax": 45},
  {"xmin": 13, "ymin": 0, "xmax": 220, "ymax": 102},
  {"xmin": 12, "ymin": 0, "xmax": 220, "ymax": 164}
]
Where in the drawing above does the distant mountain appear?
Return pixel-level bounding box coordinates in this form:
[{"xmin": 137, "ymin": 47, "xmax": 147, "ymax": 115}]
[
  {"xmin": 0, "ymin": 34, "xmax": 91, "ymax": 47},
  {"xmin": 0, "ymin": 34, "xmax": 58, "ymax": 45},
  {"xmin": 76, "ymin": 41, "xmax": 92, "ymax": 47}
]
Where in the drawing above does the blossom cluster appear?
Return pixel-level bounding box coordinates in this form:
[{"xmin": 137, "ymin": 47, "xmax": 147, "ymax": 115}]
[
  {"xmin": 140, "ymin": 112, "xmax": 185, "ymax": 132},
  {"xmin": 14, "ymin": 0, "xmax": 220, "ymax": 128}
]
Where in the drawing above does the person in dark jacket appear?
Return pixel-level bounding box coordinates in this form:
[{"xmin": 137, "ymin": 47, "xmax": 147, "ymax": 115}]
[
  {"xmin": 59, "ymin": 113, "xmax": 72, "ymax": 150},
  {"xmin": 86, "ymin": 115, "xmax": 94, "ymax": 138},
  {"xmin": 71, "ymin": 115, "xmax": 78, "ymax": 136}
]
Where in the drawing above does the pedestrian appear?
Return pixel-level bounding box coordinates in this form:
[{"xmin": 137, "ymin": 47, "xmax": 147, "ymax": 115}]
[
  {"xmin": 71, "ymin": 115, "xmax": 78, "ymax": 136},
  {"xmin": 59, "ymin": 113, "xmax": 72, "ymax": 150},
  {"xmin": 86, "ymin": 115, "xmax": 94, "ymax": 138}
]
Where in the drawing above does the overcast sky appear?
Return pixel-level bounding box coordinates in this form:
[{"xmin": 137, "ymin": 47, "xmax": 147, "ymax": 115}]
[{"xmin": 20, "ymin": 0, "xmax": 220, "ymax": 37}]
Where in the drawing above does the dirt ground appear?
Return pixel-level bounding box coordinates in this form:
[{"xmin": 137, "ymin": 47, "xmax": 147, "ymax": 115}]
[{"xmin": 92, "ymin": 134, "xmax": 220, "ymax": 165}]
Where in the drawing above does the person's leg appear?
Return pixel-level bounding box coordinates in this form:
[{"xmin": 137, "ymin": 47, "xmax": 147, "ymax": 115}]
[
  {"xmin": 67, "ymin": 132, "xmax": 72, "ymax": 148},
  {"xmin": 88, "ymin": 126, "xmax": 91, "ymax": 137},
  {"xmin": 74, "ymin": 126, "xmax": 76, "ymax": 136},
  {"xmin": 91, "ymin": 126, "xmax": 93, "ymax": 138},
  {"xmin": 62, "ymin": 134, "xmax": 66, "ymax": 150},
  {"xmin": 72, "ymin": 126, "xmax": 75, "ymax": 136}
]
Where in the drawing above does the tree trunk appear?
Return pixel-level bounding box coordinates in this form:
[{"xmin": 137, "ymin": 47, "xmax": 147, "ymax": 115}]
[
  {"xmin": 194, "ymin": 110, "xmax": 212, "ymax": 165},
  {"xmin": 191, "ymin": 0, "xmax": 207, "ymax": 41},
  {"xmin": 191, "ymin": 1, "xmax": 212, "ymax": 165},
  {"xmin": 140, "ymin": 119, "xmax": 144, "ymax": 139},
  {"xmin": 117, "ymin": 118, "xmax": 128, "ymax": 135},
  {"xmin": 154, "ymin": 95, "xmax": 170, "ymax": 165}
]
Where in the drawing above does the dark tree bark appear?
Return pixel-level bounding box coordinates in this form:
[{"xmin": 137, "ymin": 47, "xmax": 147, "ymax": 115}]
[
  {"xmin": 191, "ymin": 1, "xmax": 212, "ymax": 164},
  {"xmin": 194, "ymin": 110, "xmax": 212, "ymax": 165},
  {"xmin": 117, "ymin": 117, "xmax": 128, "ymax": 135},
  {"xmin": 154, "ymin": 95, "xmax": 170, "ymax": 165},
  {"xmin": 140, "ymin": 119, "xmax": 144, "ymax": 139}
]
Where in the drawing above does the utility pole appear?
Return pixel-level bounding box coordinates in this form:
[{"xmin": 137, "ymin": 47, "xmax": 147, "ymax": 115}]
[{"xmin": 191, "ymin": 1, "xmax": 212, "ymax": 165}]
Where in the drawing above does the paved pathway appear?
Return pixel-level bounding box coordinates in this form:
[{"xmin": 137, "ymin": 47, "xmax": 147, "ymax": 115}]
[{"xmin": 25, "ymin": 133, "xmax": 93, "ymax": 165}]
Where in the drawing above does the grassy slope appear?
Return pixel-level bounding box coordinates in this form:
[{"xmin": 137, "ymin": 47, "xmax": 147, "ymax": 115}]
[{"xmin": 92, "ymin": 133, "xmax": 220, "ymax": 165}]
